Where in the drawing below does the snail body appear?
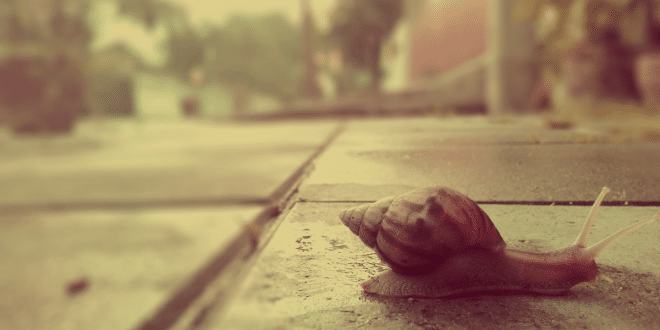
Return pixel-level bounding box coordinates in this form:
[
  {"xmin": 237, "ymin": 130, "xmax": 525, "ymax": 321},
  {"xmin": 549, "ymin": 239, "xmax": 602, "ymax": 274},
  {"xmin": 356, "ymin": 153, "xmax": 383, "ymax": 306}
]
[{"xmin": 339, "ymin": 186, "xmax": 659, "ymax": 298}]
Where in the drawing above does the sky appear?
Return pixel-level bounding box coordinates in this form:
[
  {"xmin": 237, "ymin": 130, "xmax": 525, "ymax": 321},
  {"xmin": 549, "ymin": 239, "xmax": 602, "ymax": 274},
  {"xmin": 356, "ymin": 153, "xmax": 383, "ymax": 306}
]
[
  {"xmin": 165, "ymin": 0, "xmax": 338, "ymax": 29},
  {"xmin": 91, "ymin": 0, "xmax": 338, "ymax": 66}
]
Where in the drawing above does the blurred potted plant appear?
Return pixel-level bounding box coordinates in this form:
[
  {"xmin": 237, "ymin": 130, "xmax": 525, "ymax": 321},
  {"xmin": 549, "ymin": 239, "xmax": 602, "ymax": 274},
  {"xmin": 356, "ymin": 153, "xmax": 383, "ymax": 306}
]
[
  {"xmin": 513, "ymin": 0, "xmax": 655, "ymax": 116},
  {"xmin": 0, "ymin": 0, "xmax": 91, "ymax": 135},
  {"xmin": 635, "ymin": 0, "xmax": 660, "ymax": 111}
]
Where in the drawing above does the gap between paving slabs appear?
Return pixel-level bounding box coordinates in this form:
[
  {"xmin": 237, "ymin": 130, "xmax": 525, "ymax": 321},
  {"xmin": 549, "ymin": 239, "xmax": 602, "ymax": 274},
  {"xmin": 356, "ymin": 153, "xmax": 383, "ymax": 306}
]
[{"xmin": 135, "ymin": 122, "xmax": 347, "ymax": 330}]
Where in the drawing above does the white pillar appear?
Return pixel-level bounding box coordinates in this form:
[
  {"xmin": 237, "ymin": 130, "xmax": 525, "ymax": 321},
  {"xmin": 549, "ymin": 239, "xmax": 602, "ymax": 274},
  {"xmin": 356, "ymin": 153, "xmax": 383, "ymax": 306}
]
[
  {"xmin": 487, "ymin": 0, "xmax": 537, "ymax": 114},
  {"xmin": 382, "ymin": 0, "xmax": 423, "ymax": 93}
]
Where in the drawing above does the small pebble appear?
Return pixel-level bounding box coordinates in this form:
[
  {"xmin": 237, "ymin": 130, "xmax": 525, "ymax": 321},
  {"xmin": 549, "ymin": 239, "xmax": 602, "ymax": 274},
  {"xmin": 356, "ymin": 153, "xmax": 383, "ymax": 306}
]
[{"xmin": 66, "ymin": 278, "xmax": 89, "ymax": 296}]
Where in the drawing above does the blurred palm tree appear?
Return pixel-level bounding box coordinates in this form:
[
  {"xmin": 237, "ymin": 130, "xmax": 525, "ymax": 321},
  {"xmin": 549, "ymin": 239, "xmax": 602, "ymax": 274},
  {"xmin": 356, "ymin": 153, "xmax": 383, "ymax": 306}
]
[{"xmin": 328, "ymin": 0, "xmax": 403, "ymax": 93}]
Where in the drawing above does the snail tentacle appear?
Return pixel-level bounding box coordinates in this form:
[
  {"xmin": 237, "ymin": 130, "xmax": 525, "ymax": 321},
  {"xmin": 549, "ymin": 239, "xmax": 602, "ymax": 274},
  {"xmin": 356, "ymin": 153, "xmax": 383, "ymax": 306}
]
[
  {"xmin": 570, "ymin": 187, "xmax": 659, "ymax": 260},
  {"xmin": 574, "ymin": 186, "xmax": 611, "ymax": 248},
  {"xmin": 583, "ymin": 214, "xmax": 660, "ymax": 260},
  {"xmin": 340, "ymin": 186, "xmax": 659, "ymax": 298}
]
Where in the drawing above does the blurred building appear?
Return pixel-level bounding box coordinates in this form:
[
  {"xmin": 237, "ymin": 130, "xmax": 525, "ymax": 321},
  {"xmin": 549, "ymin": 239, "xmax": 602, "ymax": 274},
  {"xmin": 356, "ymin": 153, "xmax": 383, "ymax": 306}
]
[{"xmin": 86, "ymin": 1, "xmax": 281, "ymax": 120}]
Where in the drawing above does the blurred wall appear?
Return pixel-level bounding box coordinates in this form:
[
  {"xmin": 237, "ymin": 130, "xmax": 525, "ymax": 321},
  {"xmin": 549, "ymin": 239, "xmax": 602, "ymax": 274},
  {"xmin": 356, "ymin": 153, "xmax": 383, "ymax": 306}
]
[
  {"xmin": 410, "ymin": 0, "xmax": 487, "ymax": 81},
  {"xmin": 383, "ymin": 0, "xmax": 536, "ymax": 113},
  {"xmin": 134, "ymin": 72, "xmax": 190, "ymax": 121}
]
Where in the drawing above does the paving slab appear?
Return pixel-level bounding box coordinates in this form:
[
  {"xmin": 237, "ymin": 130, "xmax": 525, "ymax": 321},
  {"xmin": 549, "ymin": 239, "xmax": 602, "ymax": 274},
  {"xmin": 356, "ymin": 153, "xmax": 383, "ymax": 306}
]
[
  {"xmin": 299, "ymin": 117, "xmax": 660, "ymax": 202},
  {"xmin": 205, "ymin": 202, "xmax": 660, "ymax": 330},
  {"xmin": 0, "ymin": 118, "xmax": 344, "ymax": 329},
  {"xmin": 0, "ymin": 205, "xmax": 262, "ymax": 330},
  {"xmin": 0, "ymin": 119, "xmax": 341, "ymax": 206}
]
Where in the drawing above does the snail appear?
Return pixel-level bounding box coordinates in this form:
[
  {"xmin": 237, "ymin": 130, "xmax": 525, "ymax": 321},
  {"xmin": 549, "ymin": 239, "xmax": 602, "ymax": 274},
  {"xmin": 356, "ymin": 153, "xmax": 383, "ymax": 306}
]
[{"xmin": 339, "ymin": 186, "xmax": 659, "ymax": 298}]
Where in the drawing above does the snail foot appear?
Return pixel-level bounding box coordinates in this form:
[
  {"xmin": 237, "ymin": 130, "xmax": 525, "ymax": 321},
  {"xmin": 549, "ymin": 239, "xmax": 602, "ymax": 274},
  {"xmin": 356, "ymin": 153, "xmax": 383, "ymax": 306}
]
[{"xmin": 361, "ymin": 270, "xmax": 450, "ymax": 298}]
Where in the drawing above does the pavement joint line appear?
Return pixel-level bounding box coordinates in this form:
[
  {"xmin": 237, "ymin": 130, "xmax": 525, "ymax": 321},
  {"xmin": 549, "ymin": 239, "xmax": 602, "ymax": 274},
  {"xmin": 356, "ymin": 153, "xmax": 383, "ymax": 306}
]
[
  {"xmin": 134, "ymin": 121, "xmax": 347, "ymax": 330},
  {"xmin": 268, "ymin": 121, "xmax": 348, "ymax": 206},
  {"xmin": 479, "ymin": 201, "xmax": 660, "ymax": 206},
  {"xmin": 0, "ymin": 122, "xmax": 348, "ymax": 214},
  {"xmin": 296, "ymin": 200, "xmax": 660, "ymax": 206},
  {"xmin": 135, "ymin": 204, "xmax": 281, "ymax": 330},
  {"xmin": 0, "ymin": 198, "xmax": 272, "ymax": 213},
  {"xmin": 374, "ymin": 141, "xmax": 616, "ymax": 146},
  {"xmin": 169, "ymin": 194, "xmax": 301, "ymax": 330}
]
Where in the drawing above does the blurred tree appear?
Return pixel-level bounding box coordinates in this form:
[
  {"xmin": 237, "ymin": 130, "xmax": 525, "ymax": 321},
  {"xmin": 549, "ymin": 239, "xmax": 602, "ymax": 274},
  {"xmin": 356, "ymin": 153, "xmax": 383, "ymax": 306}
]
[
  {"xmin": 165, "ymin": 28, "xmax": 204, "ymax": 80},
  {"xmin": 114, "ymin": 0, "xmax": 203, "ymax": 80},
  {"xmin": 202, "ymin": 14, "xmax": 306, "ymax": 102},
  {"xmin": 328, "ymin": 0, "xmax": 403, "ymax": 92},
  {"xmin": 0, "ymin": 0, "xmax": 92, "ymax": 134},
  {"xmin": 513, "ymin": 0, "xmax": 651, "ymax": 110},
  {"xmin": 115, "ymin": 0, "xmax": 182, "ymax": 30},
  {"xmin": 113, "ymin": 2, "xmax": 314, "ymax": 101}
]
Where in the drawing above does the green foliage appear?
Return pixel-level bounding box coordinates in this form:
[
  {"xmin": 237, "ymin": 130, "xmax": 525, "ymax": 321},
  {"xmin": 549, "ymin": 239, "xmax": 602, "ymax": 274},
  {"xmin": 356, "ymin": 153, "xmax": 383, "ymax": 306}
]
[
  {"xmin": 513, "ymin": 0, "xmax": 660, "ymax": 47},
  {"xmin": 115, "ymin": 0, "xmax": 183, "ymax": 30},
  {"xmin": 114, "ymin": 0, "xmax": 205, "ymax": 80},
  {"xmin": 166, "ymin": 28, "xmax": 205, "ymax": 81},
  {"xmin": 512, "ymin": 0, "xmax": 660, "ymax": 79},
  {"xmin": 202, "ymin": 14, "xmax": 305, "ymax": 101},
  {"xmin": 114, "ymin": 1, "xmax": 305, "ymax": 101}
]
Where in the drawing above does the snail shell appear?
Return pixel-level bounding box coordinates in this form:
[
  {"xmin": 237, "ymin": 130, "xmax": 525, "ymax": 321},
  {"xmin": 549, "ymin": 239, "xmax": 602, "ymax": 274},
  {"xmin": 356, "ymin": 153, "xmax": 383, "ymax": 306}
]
[
  {"xmin": 339, "ymin": 186, "xmax": 660, "ymax": 298},
  {"xmin": 339, "ymin": 186, "xmax": 506, "ymax": 275}
]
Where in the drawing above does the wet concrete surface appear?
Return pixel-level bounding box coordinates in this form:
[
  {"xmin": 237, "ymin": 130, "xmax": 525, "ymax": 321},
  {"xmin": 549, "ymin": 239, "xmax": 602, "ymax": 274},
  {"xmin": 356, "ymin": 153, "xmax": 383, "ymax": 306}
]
[
  {"xmin": 210, "ymin": 203, "xmax": 660, "ymax": 330},
  {"xmin": 4, "ymin": 115, "xmax": 658, "ymax": 329},
  {"xmin": 199, "ymin": 116, "xmax": 660, "ymax": 330},
  {"xmin": 299, "ymin": 117, "xmax": 660, "ymax": 202},
  {"xmin": 0, "ymin": 118, "xmax": 344, "ymax": 329},
  {"xmin": 0, "ymin": 206, "xmax": 261, "ymax": 330},
  {"xmin": 0, "ymin": 119, "xmax": 340, "ymax": 206}
]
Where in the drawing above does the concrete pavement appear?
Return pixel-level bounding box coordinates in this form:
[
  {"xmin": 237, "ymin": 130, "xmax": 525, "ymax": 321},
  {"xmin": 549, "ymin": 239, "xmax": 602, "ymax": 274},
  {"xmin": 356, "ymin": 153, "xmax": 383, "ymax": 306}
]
[
  {"xmin": 198, "ymin": 116, "xmax": 660, "ymax": 330},
  {"xmin": 0, "ymin": 119, "xmax": 341, "ymax": 207},
  {"xmin": 0, "ymin": 118, "xmax": 344, "ymax": 330},
  {"xmin": 0, "ymin": 206, "xmax": 263, "ymax": 330},
  {"xmin": 210, "ymin": 204, "xmax": 660, "ymax": 330},
  {"xmin": 300, "ymin": 117, "xmax": 660, "ymax": 202},
  {"xmin": 2, "ymin": 115, "xmax": 658, "ymax": 330}
]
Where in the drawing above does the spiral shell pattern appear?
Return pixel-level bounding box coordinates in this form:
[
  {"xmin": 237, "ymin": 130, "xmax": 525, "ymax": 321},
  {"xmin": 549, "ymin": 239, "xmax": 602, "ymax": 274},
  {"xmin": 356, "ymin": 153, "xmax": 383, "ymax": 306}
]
[{"xmin": 340, "ymin": 186, "xmax": 506, "ymax": 275}]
